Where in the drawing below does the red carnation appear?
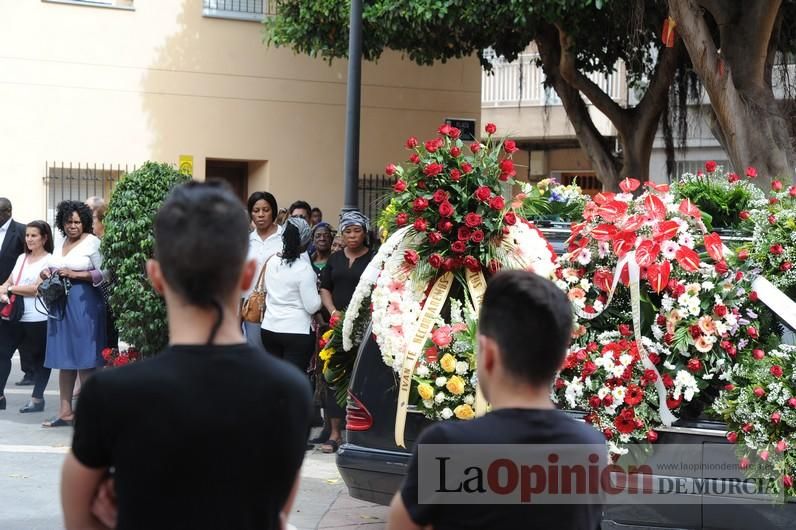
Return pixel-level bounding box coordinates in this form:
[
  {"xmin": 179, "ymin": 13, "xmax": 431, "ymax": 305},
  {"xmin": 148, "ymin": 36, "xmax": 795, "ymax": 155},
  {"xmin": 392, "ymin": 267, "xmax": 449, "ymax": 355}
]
[
  {"xmin": 728, "ymin": 172, "xmax": 740, "ymax": 183},
  {"xmin": 773, "ymin": 179, "xmax": 784, "ymax": 191},
  {"xmin": 464, "ymin": 212, "xmax": 482, "ymax": 228},
  {"xmin": 589, "ymin": 395, "xmax": 602, "ymax": 409},
  {"xmin": 749, "ymin": 290, "xmax": 759, "ymax": 302},
  {"xmin": 739, "ymin": 211, "xmax": 750, "ymax": 220},
  {"xmin": 396, "ymin": 213, "xmax": 409, "ymax": 227},
  {"xmin": 786, "ymin": 475, "xmax": 794, "ymax": 488},
  {"xmin": 413, "ymin": 218, "xmax": 428, "ymax": 232},
  {"xmin": 425, "ymin": 139, "xmax": 442, "ymax": 153},
  {"xmin": 714, "ymin": 260, "xmax": 728, "ymax": 274},
  {"xmin": 771, "ymin": 365, "xmax": 784, "ymax": 377},
  {"xmin": 624, "ymin": 384, "xmax": 644, "ymax": 406},
  {"xmin": 618, "ymin": 323, "xmax": 632, "ymax": 337},
  {"xmin": 101, "ymin": 348, "xmax": 113, "ymax": 361},
  {"xmin": 406, "ymin": 136, "xmax": 419, "ymax": 149},
  {"xmin": 503, "ymin": 212, "xmax": 517, "ymax": 226},
  {"xmin": 475, "ymin": 186, "xmax": 492, "ymax": 202},
  {"xmin": 705, "ymin": 160, "xmax": 717, "ymax": 172},
  {"xmin": 713, "ymin": 304, "xmax": 728, "ymax": 317},
  {"xmin": 461, "ymin": 162, "xmax": 474, "ymax": 173},
  {"xmin": 393, "ymin": 180, "xmax": 407, "ymax": 193},
  {"xmin": 498, "ymin": 159, "xmax": 516, "ymax": 180},
  {"xmin": 777, "ymin": 439, "xmax": 788, "ymax": 453},
  {"xmin": 437, "ymin": 123, "xmax": 452, "ymax": 136},
  {"xmin": 662, "ymin": 373, "xmax": 674, "ymax": 388},
  {"xmin": 772, "ymin": 411, "xmax": 782, "ymax": 423},
  {"xmin": 602, "ymin": 394, "xmax": 613, "ymax": 407},
  {"xmin": 428, "ymin": 253, "xmax": 443, "ymax": 268},
  {"xmin": 503, "ymin": 139, "xmax": 518, "ymax": 153},
  {"xmin": 646, "ymin": 430, "xmax": 659, "ymax": 442},
  {"xmin": 753, "ymin": 349, "xmax": 765, "ymax": 360},
  {"xmin": 747, "ymin": 326, "xmax": 759, "ymax": 339},
  {"xmin": 438, "ymin": 201, "xmax": 455, "ymax": 218},
  {"xmin": 742, "ymin": 422, "xmax": 754, "ymax": 432},
  {"xmin": 489, "ymin": 196, "xmax": 506, "ymax": 210},
  {"xmin": 754, "ymin": 387, "xmax": 766, "ymax": 398},
  {"xmin": 687, "ymin": 358, "xmax": 702, "ymax": 373},
  {"xmin": 450, "ymin": 146, "xmax": 461, "ymax": 158},
  {"xmin": 782, "ymin": 261, "xmax": 793, "ymax": 272},
  {"xmin": 771, "ymin": 243, "xmax": 785, "ymax": 255},
  {"xmin": 404, "ymin": 249, "xmax": 419, "ymax": 266},
  {"xmin": 470, "ymin": 230, "xmax": 485, "ymax": 244},
  {"xmin": 409, "ymin": 153, "xmax": 420, "ymax": 164},
  {"xmin": 737, "ymin": 249, "xmax": 749, "ymax": 261},
  {"xmin": 463, "ymin": 255, "xmax": 480, "ymax": 272},
  {"xmin": 449, "ymin": 127, "xmax": 461, "ymax": 139},
  {"xmin": 413, "ymin": 197, "xmax": 429, "ymax": 212},
  {"xmin": 485, "ymin": 123, "xmax": 497, "ymax": 134},
  {"xmin": 745, "ymin": 166, "xmax": 758, "ymax": 179},
  {"xmin": 449, "ymin": 169, "xmax": 462, "ymax": 182},
  {"xmin": 427, "ymin": 231, "xmax": 443, "ymax": 245},
  {"xmin": 470, "ymin": 143, "xmax": 481, "ymax": 154},
  {"xmin": 433, "ymin": 189, "xmax": 448, "ymax": 203},
  {"xmin": 726, "ymin": 432, "xmax": 738, "ymax": 443},
  {"xmin": 790, "ymin": 186, "xmax": 796, "ymax": 197},
  {"xmin": 385, "ymin": 163, "xmax": 397, "ymax": 176},
  {"xmin": 739, "ymin": 457, "xmax": 750, "ymax": 469},
  {"xmin": 451, "ymin": 241, "xmax": 466, "ymax": 254},
  {"xmin": 769, "ymin": 215, "xmax": 777, "ymax": 225}
]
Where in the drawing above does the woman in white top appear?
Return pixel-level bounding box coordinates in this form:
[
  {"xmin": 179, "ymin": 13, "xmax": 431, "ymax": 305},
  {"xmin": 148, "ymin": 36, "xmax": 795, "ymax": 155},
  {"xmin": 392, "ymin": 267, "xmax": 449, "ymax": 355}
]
[
  {"xmin": 41, "ymin": 201, "xmax": 106, "ymax": 427},
  {"xmin": 0, "ymin": 221, "xmax": 53, "ymax": 413},
  {"xmin": 242, "ymin": 191, "xmax": 282, "ymax": 351},
  {"xmin": 260, "ymin": 216, "xmax": 321, "ymax": 371}
]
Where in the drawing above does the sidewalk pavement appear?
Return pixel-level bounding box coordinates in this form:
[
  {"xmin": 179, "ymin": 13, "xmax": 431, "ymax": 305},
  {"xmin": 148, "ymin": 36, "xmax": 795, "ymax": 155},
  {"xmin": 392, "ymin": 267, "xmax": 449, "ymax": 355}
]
[{"xmin": 0, "ymin": 353, "xmax": 388, "ymax": 530}]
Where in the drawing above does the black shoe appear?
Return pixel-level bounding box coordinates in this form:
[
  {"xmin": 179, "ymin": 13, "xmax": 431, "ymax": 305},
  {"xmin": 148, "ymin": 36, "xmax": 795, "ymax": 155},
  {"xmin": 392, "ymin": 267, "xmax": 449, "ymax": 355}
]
[
  {"xmin": 309, "ymin": 426, "xmax": 331, "ymax": 444},
  {"xmin": 15, "ymin": 377, "xmax": 34, "ymax": 386},
  {"xmin": 19, "ymin": 400, "xmax": 45, "ymax": 413}
]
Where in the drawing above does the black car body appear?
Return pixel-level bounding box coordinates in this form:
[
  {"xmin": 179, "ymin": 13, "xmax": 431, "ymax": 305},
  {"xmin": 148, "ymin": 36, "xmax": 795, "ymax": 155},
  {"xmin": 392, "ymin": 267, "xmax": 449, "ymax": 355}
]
[{"xmin": 336, "ymin": 225, "xmax": 796, "ymax": 528}]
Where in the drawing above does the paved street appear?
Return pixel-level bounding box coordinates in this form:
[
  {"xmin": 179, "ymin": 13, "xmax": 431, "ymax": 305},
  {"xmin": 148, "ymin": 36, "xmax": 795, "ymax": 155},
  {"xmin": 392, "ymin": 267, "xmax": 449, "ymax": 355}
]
[{"xmin": 0, "ymin": 354, "xmax": 388, "ymax": 530}]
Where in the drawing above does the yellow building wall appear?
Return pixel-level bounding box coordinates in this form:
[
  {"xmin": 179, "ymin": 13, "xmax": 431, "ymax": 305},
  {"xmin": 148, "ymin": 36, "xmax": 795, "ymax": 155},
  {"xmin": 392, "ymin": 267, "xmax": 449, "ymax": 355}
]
[{"xmin": 0, "ymin": 0, "xmax": 480, "ymax": 224}]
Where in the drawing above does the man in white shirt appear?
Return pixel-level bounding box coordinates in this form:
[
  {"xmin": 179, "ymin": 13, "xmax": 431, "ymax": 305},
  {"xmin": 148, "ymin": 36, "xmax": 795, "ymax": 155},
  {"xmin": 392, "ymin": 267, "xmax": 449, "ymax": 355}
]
[{"xmin": 0, "ymin": 198, "xmax": 31, "ymax": 384}]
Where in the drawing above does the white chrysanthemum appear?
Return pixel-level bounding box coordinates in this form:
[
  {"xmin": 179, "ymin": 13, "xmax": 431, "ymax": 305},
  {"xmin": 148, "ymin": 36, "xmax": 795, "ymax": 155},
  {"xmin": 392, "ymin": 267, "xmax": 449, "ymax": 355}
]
[
  {"xmin": 435, "ymin": 392, "xmax": 446, "ymax": 404},
  {"xmin": 416, "ymin": 365, "xmax": 429, "ymax": 377},
  {"xmin": 464, "ymin": 394, "xmax": 475, "ymax": 405},
  {"xmin": 455, "ymin": 361, "xmax": 469, "ymax": 375},
  {"xmin": 598, "ymin": 386, "xmax": 611, "ymax": 399},
  {"xmin": 673, "ymin": 370, "xmax": 698, "ymax": 402},
  {"xmin": 441, "ymin": 407, "xmax": 453, "ymax": 420},
  {"xmin": 435, "ymin": 376, "xmax": 447, "ymax": 387},
  {"xmin": 422, "ymin": 399, "xmax": 434, "ymax": 408},
  {"xmin": 565, "ymin": 377, "xmax": 584, "ymax": 408},
  {"xmin": 619, "ymin": 354, "xmax": 633, "ymax": 367}
]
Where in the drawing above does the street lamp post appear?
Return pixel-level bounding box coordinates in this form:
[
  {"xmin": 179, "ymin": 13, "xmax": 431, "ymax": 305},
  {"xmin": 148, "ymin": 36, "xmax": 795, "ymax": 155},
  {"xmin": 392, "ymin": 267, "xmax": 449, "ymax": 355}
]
[{"xmin": 342, "ymin": 0, "xmax": 363, "ymax": 212}]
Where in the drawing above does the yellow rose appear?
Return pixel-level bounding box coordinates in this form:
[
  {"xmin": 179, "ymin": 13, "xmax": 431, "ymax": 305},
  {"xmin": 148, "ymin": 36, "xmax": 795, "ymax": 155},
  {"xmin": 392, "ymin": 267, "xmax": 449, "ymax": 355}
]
[
  {"xmin": 322, "ymin": 329, "xmax": 335, "ymax": 341},
  {"xmin": 446, "ymin": 375, "xmax": 465, "ymax": 395},
  {"xmin": 454, "ymin": 404, "xmax": 475, "ymax": 420},
  {"xmin": 439, "ymin": 353, "xmax": 457, "ymax": 373},
  {"xmin": 319, "ymin": 348, "xmax": 335, "ymax": 361},
  {"xmin": 417, "ymin": 382, "xmax": 434, "ymax": 401}
]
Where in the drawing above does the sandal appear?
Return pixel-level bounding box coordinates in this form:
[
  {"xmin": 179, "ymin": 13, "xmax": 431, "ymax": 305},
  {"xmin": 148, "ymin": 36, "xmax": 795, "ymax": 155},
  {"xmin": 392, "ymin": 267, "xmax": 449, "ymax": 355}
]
[
  {"xmin": 42, "ymin": 417, "xmax": 73, "ymax": 428},
  {"xmin": 320, "ymin": 439, "xmax": 340, "ymax": 454}
]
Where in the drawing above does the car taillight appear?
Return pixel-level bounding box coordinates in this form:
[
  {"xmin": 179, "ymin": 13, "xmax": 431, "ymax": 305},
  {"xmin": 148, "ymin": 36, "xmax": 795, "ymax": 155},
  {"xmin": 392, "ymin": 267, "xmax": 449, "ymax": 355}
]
[{"xmin": 346, "ymin": 390, "xmax": 373, "ymax": 431}]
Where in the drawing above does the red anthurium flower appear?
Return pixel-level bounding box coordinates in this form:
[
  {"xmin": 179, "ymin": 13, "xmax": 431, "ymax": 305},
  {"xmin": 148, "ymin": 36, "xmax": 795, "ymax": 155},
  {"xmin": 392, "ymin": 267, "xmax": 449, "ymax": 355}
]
[
  {"xmin": 643, "ymin": 194, "xmax": 667, "ymax": 221},
  {"xmin": 703, "ymin": 232, "xmax": 724, "ymax": 262},
  {"xmin": 593, "ymin": 192, "xmax": 614, "ymax": 205},
  {"xmin": 619, "ymin": 177, "xmax": 641, "ymax": 193},
  {"xmin": 678, "ymin": 199, "xmax": 702, "ymax": 219},
  {"xmin": 653, "ymin": 220, "xmax": 680, "ymax": 242},
  {"xmin": 647, "ymin": 261, "xmax": 671, "ymax": 293},
  {"xmin": 591, "ymin": 223, "xmax": 618, "ymax": 241},
  {"xmin": 596, "ymin": 200, "xmax": 629, "ymax": 222},
  {"xmin": 593, "ymin": 269, "xmax": 613, "ymax": 292},
  {"xmin": 635, "ymin": 239, "xmax": 660, "ymax": 268},
  {"xmin": 675, "ymin": 246, "xmax": 701, "ymax": 272},
  {"xmin": 645, "ymin": 181, "xmax": 670, "ymax": 193},
  {"xmin": 620, "ymin": 214, "xmax": 646, "ymax": 232},
  {"xmin": 612, "ymin": 232, "xmax": 636, "ymax": 258}
]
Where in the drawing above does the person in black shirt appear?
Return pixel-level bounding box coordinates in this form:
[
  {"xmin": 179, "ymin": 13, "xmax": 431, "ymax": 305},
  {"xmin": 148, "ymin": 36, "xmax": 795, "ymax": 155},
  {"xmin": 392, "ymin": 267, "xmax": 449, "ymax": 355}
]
[
  {"xmin": 61, "ymin": 182, "xmax": 313, "ymax": 530},
  {"xmin": 388, "ymin": 270, "xmax": 605, "ymax": 530},
  {"xmin": 318, "ymin": 210, "xmax": 373, "ymax": 453}
]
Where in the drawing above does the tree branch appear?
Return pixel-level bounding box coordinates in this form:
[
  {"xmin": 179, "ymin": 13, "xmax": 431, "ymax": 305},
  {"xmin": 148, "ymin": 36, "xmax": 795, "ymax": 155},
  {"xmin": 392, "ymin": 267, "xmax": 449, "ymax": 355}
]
[
  {"xmin": 637, "ymin": 41, "xmax": 683, "ymax": 131},
  {"xmin": 554, "ymin": 24, "xmax": 628, "ymax": 131}
]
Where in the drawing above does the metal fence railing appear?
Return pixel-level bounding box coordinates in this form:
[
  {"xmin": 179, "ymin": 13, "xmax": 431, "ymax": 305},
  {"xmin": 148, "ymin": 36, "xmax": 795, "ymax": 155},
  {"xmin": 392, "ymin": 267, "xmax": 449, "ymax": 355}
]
[
  {"xmin": 43, "ymin": 162, "xmax": 133, "ymax": 225},
  {"xmin": 358, "ymin": 173, "xmax": 397, "ymax": 226},
  {"xmin": 202, "ymin": 0, "xmax": 277, "ymax": 18}
]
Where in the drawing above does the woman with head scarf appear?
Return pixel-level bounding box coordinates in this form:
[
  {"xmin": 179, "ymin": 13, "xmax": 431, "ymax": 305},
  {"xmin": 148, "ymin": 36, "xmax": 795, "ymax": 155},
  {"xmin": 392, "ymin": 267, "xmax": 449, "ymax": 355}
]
[
  {"xmin": 260, "ymin": 216, "xmax": 321, "ymax": 373},
  {"xmin": 317, "ymin": 210, "xmax": 374, "ymax": 453}
]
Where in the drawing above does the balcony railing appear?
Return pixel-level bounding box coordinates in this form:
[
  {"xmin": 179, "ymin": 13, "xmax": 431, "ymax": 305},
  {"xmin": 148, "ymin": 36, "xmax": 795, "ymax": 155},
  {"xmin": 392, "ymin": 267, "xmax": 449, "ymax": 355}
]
[
  {"xmin": 482, "ymin": 53, "xmax": 624, "ymax": 107},
  {"xmin": 202, "ymin": 0, "xmax": 276, "ymax": 21}
]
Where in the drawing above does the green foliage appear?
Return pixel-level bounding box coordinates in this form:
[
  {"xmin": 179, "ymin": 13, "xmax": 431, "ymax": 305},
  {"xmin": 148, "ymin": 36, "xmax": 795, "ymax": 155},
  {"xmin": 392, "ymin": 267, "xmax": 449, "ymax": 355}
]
[
  {"xmin": 265, "ymin": 0, "xmax": 668, "ymax": 82},
  {"xmin": 102, "ymin": 162, "xmax": 191, "ymax": 356}
]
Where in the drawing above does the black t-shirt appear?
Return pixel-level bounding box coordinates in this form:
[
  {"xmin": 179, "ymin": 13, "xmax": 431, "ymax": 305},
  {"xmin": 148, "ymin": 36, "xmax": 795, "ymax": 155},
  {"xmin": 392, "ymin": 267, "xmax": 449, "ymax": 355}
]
[
  {"xmin": 319, "ymin": 249, "xmax": 373, "ymax": 311},
  {"xmin": 401, "ymin": 408, "xmax": 606, "ymax": 530},
  {"xmin": 72, "ymin": 344, "xmax": 313, "ymax": 530}
]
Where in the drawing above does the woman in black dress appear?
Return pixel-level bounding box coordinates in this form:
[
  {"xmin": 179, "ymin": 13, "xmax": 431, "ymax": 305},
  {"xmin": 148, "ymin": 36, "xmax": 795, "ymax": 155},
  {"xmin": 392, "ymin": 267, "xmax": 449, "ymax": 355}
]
[{"xmin": 318, "ymin": 211, "xmax": 373, "ymax": 452}]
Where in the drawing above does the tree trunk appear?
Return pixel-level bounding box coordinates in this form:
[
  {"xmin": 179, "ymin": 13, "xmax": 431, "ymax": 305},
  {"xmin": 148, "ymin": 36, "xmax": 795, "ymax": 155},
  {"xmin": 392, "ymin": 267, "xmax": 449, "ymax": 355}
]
[
  {"xmin": 535, "ymin": 26, "xmax": 622, "ymax": 191},
  {"xmin": 670, "ymin": 0, "xmax": 795, "ymax": 181}
]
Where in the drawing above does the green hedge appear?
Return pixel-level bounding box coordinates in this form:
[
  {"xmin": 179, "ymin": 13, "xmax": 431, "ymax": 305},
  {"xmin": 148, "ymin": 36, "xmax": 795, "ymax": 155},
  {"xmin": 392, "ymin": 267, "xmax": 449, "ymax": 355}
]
[{"xmin": 102, "ymin": 162, "xmax": 190, "ymax": 356}]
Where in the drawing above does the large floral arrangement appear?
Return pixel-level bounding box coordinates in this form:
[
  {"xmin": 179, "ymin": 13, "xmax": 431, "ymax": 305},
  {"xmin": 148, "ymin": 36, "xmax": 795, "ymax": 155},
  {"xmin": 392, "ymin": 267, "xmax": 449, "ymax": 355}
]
[
  {"xmin": 735, "ymin": 179, "xmax": 796, "ymax": 296},
  {"xmin": 515, "ymin": 178, "xmax": 587, "ymax": 222},
  {"xmin": 713, "ymin": 344, "xmax": 796, "ymax": 496},
  {"xmin": 553, "ymin": 177, "xmax": 771, "ymax": 455},
  {"xmin": 323, "ymin": 123, "xmax": 558, "ymax": 413},
  {"xmin": 670, "ymin": 162, "xmax": 765, "ymax": 230}
]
